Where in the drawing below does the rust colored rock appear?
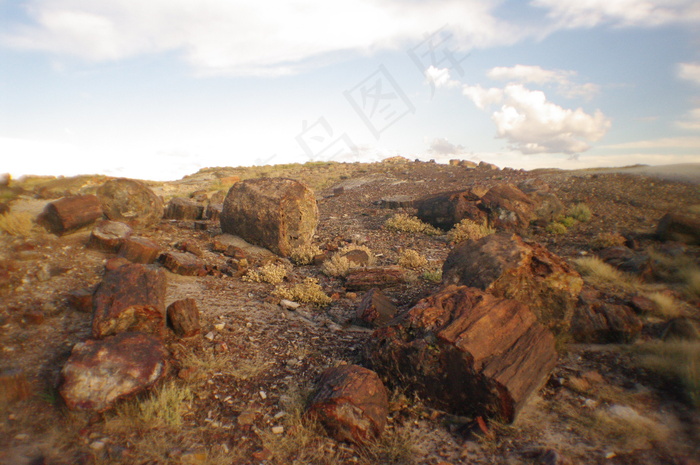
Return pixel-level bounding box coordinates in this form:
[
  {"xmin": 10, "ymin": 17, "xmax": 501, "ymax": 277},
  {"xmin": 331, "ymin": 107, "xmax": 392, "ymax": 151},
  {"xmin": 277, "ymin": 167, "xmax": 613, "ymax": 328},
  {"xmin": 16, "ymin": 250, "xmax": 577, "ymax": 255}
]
[
  {"xmin": 478, "ymin": 161, "xmax": 499, "ymax": 170},
  {"xmin": 220, "ymin": 178, "xmax": 319, "ymax": 257},
  {"xmin": 105, "ymin": 256, "xmax": 131, "ymax": 271},
  {"xmin": 161, "ymin": 251, "xmax": 207, "ymax": 276},
  {"xmin": 87, "ymin": 220, "xmax": 132, "ymax": 252},
  {"xmin": 415, "ymin": 190, "xmax": 485, "ymax": 230},
  {"xmin": 167, "ymin": 298, "xmax": 200, "ymax": 338},
  {"xmin": 39, "ymin": 194, "xmax": 103, "ymax": 235},
  {"xmin": 345, "ymin": 266, "xmax": 407, "ymax": 291},
  {"xmin": 97, "ymin": 178, "xmax": 164, "ymax": 229},
  {"xmin": 366, "ymin": 285, "xmax": 557, "ymax": 422},
  {"xmin": 204, "ymin": 203, "xmax": 223, "ymax": 221},
  {"xmin": 118, "ymin": 236, "xmax": 161, "ymax": 264},
  {"xmin": 356, "ymin": 288, "xmax": 398, "ymax": 327},
  {"xmin": 0, "ymin": 368, "xmax": 31, "ymax": 404},
  {"xmin": 164, "ymin": 197, "xmax": 204, "ymax": 220},
  {"xmin": 224, "ymin": 245, "xmax": 247, "ymax": 260},
  {"xmin": 306, "ymin": 365, "xmax": 389, "ymax": 444},
  {"xmin": 92, "ymin": 263, "xmax": 167, "ymax": 338},
  {"xmin": 442, "ymin": 233, "xmax": 583, "ymax": 332},
  {"xmin": 656, "ymin": 213, "xmax": 700, "ymax": 245},
  {"xmin": 68, "ymin": 288, "xmax": 94, "ymax": 313},
  {"xmin": 59, "ymin": 332, "xmax": 167, "ymax": 412},
  {"xmin": 479, "ymin": 184, "xmax": 535, "ymax": 232},
  {"xmin": 571, "ymin": 289, "xmax": 642, "ymax": 343}
]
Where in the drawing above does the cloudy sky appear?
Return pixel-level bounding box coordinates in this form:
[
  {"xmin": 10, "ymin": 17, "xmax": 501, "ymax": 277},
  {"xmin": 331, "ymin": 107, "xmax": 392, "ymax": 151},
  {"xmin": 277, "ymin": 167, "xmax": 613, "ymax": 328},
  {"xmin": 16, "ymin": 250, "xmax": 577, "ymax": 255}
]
[{"xmin": 1, "ymin": 0, "xmax": 700, "ymax": 180}]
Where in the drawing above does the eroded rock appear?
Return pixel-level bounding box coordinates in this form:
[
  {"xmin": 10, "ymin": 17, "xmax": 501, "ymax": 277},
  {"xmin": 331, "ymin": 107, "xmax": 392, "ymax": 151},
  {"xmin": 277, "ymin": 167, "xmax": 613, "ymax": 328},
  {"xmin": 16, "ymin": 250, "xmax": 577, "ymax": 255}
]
[
  {"xmin": 356, "ymin": 288, "xmax": 398, "ymax": 327},
  {"xmin": 97, "ymin": 178, "xmax": 164, "ymax": 229},
  {"xmin": 479, "ymin": 183, "xmax": 535, "ymax": 232},
  {"xmin": 87, "ymin": 220, "xmax": 132, "ymax": 252}
]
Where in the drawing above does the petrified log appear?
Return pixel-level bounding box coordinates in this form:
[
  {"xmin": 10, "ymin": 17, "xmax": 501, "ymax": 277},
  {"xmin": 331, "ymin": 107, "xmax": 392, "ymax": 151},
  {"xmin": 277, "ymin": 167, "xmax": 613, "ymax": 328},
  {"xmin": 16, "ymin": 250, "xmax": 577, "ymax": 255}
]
[
  {"xmin": 656, "ymin": 212, "xmax": 700, "ymax": 245},
  {"xmin": 161, "ymin": 251, "xmax": 207, "ymax": 276},
  {"xmin": 204, "ymin": 203, "xmax": 223, "ymax": 221},
  {"xmin": 67, "ymin": 288, "xmax": 94, "ymax": 313},
  {"xmin": 87, "ymin": 220, "xmax": 132, "ymax": 252},
  {"xmin": 92, "ymin": 263, "xmax": 167, "ymax": 338},
  {"xmin": 167, "ymin": 298, "xmax": 200, "ymax": 338},
  {"xmin": 442, "ymin": 233, "xmax": 583, "ymax": 332},
  {"xmin": 118, "ymin": 236, "xmax": 161, "ymax": 264},
  {"xmin": 39, "ymin": 194, "xmax": 103, "ymax": 235},
  {"xmin": 366, "ymin": 285, "xmax": 557, "ymax": 422},
  {"xmin": 164, "ymin": 197, "xmax": 204, "ymax": 220},
  {"xmin": 220, "ymin": 178, "xmax": 318, "ymax": 257},
  {"xmin": 97, "ymin": 178, "xmax": 164, "ymax": 229},
  {"xmin": 59, "ymin": 332, "xmax": 167, "ymax": 412},
  {"xmin": 571, "ymin": 289, "xmax": 642, "ymax": 343},
  {"xmin": 415, "ymin": 190, "xmax": 485, "ymax": 230},
  {"xmin": 306, "ymin": 365, "xmax": 389, "ymax": 444},
  {"xmin": 345, "ymin": 266, "xmax": 407, "ymax": 291},
  {"xmin": 479, "ymin": 183, "xmax": 535, "ymax": 232},
  {"xmin": 356, "ymin": 288, "xmax": 398, "ymax": 327}
]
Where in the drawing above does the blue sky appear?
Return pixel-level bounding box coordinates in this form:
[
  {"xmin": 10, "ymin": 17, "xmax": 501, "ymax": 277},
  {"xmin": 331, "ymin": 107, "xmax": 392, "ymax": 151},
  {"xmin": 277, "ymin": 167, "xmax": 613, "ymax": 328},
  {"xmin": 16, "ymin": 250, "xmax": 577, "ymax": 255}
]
[{"xmin": 1, "ymin": 0, "xmax": 700, "ymax": 181}]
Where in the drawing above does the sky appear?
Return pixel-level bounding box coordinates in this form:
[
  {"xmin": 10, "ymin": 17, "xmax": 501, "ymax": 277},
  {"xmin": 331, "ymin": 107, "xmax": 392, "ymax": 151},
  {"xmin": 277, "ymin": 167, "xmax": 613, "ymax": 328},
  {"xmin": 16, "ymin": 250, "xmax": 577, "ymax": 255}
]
[{"xmin": 1, "ymin": 0, "xmax": 700, "ymax": 181}]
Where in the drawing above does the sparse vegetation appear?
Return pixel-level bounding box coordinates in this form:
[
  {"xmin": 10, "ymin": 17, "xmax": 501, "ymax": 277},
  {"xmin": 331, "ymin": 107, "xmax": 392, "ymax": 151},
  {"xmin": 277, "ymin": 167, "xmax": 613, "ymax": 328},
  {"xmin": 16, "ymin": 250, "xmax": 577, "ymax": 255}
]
[
  {"xmin": 420, "ymin": 267, "xmax": 443, "ymax": 283},
  {"xmin": 0, "ymin": 211, "xmax": 34, "ymax": 236},
  {"xmin": 573, "ymin": 256, "xmax": 637, "ymax": 290},
  {"xmin": 242, "ymin": 262, "xmax": 288, "ymax": 284},
  {"xmin": 290, "ymin": 243, "xmax": 323, "ymax": 266},
  {"xmin": 385, "ymin": 213, "xmax": 442, "ymax": 236},
  {"xmin": 558, "ymin": 216, "xmax": 577, "ymax": 228},
  {"xmin": 645, "ymin": 292, "xmax": 682, "ymax": 319},
  {"xmin": 546, "ymin": 222, "xmax": 568, "ymax": 235},
  {"xmin": 647, "ymin": 247, "xmax": 700, "ymax": 299},
  {"xmin": 635, "ymin": 341, "xmax": 700, "ymax": 407},
  {"xmin": 567, "ymin": 203, "xmax": 592, "ymax": 222},
  {"xmin": 274, "ymin": 278, "xmax": 332, "ymax": 306},
  {"xmin": 591, "ymin": 232, "xmax": 627, "ymax": 249},
  {"xmin": 322, "ymin": 253, "xmax": 353, "ymax": 277},
  {"xmin": 112, "ymin": 381, "xmax": 192, "ymax": 429},
  {"xmin": 398, "ymin": 249, "xmax": 429, "ymax": 270},
  {"xmin": 447, "ymin": 218, "xmax": 494, "ymax": 243}
]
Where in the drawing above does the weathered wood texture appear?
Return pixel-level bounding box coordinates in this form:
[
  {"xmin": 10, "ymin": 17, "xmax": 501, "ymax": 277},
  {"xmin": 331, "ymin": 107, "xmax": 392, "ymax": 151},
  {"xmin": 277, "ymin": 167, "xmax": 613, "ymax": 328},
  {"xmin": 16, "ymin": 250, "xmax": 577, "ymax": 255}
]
[
  {"xmin": 40, "ymin": 194, "xmax": 103, "ymax": 235},
  {"xmin": 167, "ymin": 298, "xmax": 200, "ymax": 338}
]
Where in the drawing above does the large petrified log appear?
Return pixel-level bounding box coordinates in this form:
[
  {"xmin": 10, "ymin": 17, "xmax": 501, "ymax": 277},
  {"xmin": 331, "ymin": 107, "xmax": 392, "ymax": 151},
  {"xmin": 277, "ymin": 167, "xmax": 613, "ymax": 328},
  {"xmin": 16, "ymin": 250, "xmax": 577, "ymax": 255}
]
[
  {"xmin": 366, "ymin": 285, "xmax": 557, "ymax": 422},
  {"xmin": 164, "ymin": 197, "xmax": 204, "ymax": 220},
  {"xmin": 345, "ymin": 266, "xmax": 407, "ymax": 291},
  {"xmin": 59, "ymin": 332, "xmax": 167, "ymax": 412},
  {"xmin": 306, "ymin": 364, "xmax": 389, "ymax": 444},
  {"xmin": 118, "ymin": 236, "xmax": 161, "ymax": 264},
  {"xmin": 39, "ymin": 194, "xmax": 103, "ymax": 235},
  {"xmin": 414, "ymin": 190, "xmax": 485, "ymax": 230},
  {"xmin": 442, "ymin": 232, "xmax": 583, "ymax": 332},
  {"xmin": 479, "ymin": 183, "xmax": 535, "ymax": 232},
  {"xmin": 92, "ymin": 263, "xmax": 167, "ymax": 338},
  {"xmin": 97, "ymin": 178, "xmax": 164, "ymax": 229},
  {"xmin": 220, "ymin": 178, "xmax": 318, "ymax": 257},
  {"xmin": 356, "ymin": 288, "xmax": 398, "ymax": 327},
  {"xmin": 87, "ymin": 220, "xmax": 132, "ymax": 252}
]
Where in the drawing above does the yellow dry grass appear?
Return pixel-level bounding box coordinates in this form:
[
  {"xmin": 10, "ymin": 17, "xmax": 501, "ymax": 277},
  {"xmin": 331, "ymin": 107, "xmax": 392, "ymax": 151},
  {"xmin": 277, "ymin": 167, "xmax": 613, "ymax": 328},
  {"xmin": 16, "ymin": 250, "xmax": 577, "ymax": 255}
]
[{"xmin": 0, "ymin": 211, "xmax": 34, "ymax": 236}]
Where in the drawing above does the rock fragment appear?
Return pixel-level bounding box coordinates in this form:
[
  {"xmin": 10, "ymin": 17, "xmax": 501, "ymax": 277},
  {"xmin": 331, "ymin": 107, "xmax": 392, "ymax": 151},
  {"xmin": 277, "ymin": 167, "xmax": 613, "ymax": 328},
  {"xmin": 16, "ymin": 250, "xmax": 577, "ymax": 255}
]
[
  {"xmin": 97, "ymin": 178, "xmax": 164, "ymax": 229},
  {"xmin": 39, "ymin": 194, "xmax": 103, "ymax": 235}
]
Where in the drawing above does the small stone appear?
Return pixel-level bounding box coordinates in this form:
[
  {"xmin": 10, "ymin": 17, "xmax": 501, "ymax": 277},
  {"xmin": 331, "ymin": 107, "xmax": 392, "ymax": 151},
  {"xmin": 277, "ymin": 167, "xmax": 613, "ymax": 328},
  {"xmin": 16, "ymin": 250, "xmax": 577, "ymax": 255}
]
[
  {"xmin": 213, "ymin": 323, "xmax": 225, "ymax": 331},
  {"xmin": 274, "ymin": 411, "xmax": 286, "ymax": 419},
  {"xmin": 90, "ymin": 440, "xmax": 106, "ymax": 451},
  {"xmin": 14, "ymin": 433, "xmax": 29, "ymax": 440},
  {"xmin": 280, "ymin": 299, "xmax": 300, "ymax": 311},
  {"xmin": 259, "ymin": 391, "xmax": 267, "ymax": 400},
  {"xmin": 271, "ymin": 426, "xmax": 284, "ymax": 434},
  {"xmin": 204, "ymin": 331, "xmax": 215, "ymax": 341},
  {"xmin": 237, "ymin": 410, "xmax": 256, "ymax": 425},
  {"xmin": 252, "ymin": 448, "xmax": 273, "ymax": 461}
]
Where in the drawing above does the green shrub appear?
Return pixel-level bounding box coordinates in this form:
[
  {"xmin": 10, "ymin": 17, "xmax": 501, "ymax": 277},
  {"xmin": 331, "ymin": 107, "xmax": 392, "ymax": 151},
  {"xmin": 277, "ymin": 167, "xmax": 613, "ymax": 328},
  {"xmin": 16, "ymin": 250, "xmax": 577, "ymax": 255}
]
[
  {"xmin": 568, "ymin": 203, "xmax": 592, "ymax": 222},
  {"xmin": 243, "ymin": 262, "xmax": 288, "ymax": 284},
  {"xmin": 546, "ymin": 222, "xmax": 568, "ymax": 235},
  {"xmin": 289, "ymin": 244, "xmax": 323, "ymax": 266}
]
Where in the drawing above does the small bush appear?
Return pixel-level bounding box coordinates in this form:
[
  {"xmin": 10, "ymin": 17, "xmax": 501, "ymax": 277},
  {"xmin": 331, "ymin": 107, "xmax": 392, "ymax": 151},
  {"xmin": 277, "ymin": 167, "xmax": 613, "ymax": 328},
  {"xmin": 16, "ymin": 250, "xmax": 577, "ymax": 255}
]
[
  {"xmin": 558, "ymin": 216, "xmax": 578, "ymax": 228},
  {"xmin": 0, "ymin": 211, "xmax": 34, "ymax": 236},
  {"xmin": 322, "ymin": 254, "xmax": 353, "ymax": 277},
  {"xmin": 242, "ymin": 262, "xmax": 288, "ymax": 284},
  {"xmin": 568, "ymin": 203, "xmax": 592, "ymax": 222},
  {"xmin": 591, "ymin": 232, "xmax": 627, "ymax": 249},
  {"xmin": 113, "ymin": 382, "xmax": 192, "ymax": 429},
  {"xmin": 384, "ymin": 213, "xmax": 441, "ymax": 235},
  {"xmin": 635, "ymin": 341, "xmax": 700, "ymax": 407},
  {"xmin": 398, "ymin": 249, "xmax": 429, "ymax": 270},
  {"xmin": 289, "ymin": 244, "xmax": 322, "ymax": 266},
  {"xmin": 274, "ymin": 278, "xmax": 332, "ymax": 307},
  {"xmin": 420, "ymin": 268, "xmax": 443, "ymax": 283},
  {"xmin": 546, "ymin": 222, "xmax": 568, "ymax": 235},
  {"xmin": 447, "ymin": 219, "xmax": 495, "ymax": 243}
]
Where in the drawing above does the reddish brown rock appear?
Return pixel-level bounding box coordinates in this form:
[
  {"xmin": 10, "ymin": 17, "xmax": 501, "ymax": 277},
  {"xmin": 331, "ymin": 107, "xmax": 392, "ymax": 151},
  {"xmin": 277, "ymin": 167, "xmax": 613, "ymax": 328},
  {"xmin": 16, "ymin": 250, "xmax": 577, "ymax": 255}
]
[
  {"xmin": 442, "ymin": 233, "xmax": 583, "ymax": 332},
  {"xmin": 479, "ymin": 184, "xmax": 535, "ymax": 232},
  {"xmin": 39, "ymin": 194, "xmax": 103, "ymax": 235},
  {"xmin": 92, "ymin": 264, "xmax": 167, "ymax": 338},
  {"xmin": 104, "ymin": 257, "xmax": 131, "ymax": 271},
  {"xmin": 571, "ymin": 289, "xmax": 643, "ymax": 343},
  {"xmin": 204, "ymin": 204, "xmax": 223, "ymax": 221},
  {"xmin": 656, "ymin": 213, "xmax": 700, "ymax": 245},
  {"xmin": 167, "ymin": 298, "xmax": 200, "ymax": 338},
  {"xmin": 59, "ymin": 332, "xmax": 167, "ymax": 412},
  {"xmin": 68, "ymin": 288, "xmax": 94, "ymax": 313},
  {"xmin": 220, "ymin": 178, "xmax": 319, "ymax": 257},
  {"xmin": 356, "ymin": 288, "xmax": 398, "ymax": 327},
  {"xmin": 306, "ymin": 365, "xmax": 389, "ymax": 444},
  {"xmin": 0, "ymin": 368, "xmax": 31, "ymax": 404},
  {"xmin": 223, "ymin": 245, "xmax": 247, "ymax": 260},
  {"xmin": 366, "ymin": 285, "xmax": 557, "ymax": 422},
  {"xmin": 97, "ymin": 178, "xmax": 164, "ymax": 229},
  {"xmin": 176, "ymin": 240, "xmax": 204, "ymax": 257},
  {"xmin": 87, "ymin": 220, "xmax": 132, "ymax": 253},
  {"xmin": 415, "ymin": 190, "xmax": 486, "ymax": 230},
  {"xmin": 161, "ymin": 251, "xmax": 207, "ymax": 276},
  {"xmin": 118, "ymin": 236, "xmax": 161, "ymax": 264},
  {"xmin": 345, "ymin": 266, "xmax": 407, "ymax": 291},
  {"xmin": 164, "ymin": 197, "xmax": 204, "ymax": 220}
]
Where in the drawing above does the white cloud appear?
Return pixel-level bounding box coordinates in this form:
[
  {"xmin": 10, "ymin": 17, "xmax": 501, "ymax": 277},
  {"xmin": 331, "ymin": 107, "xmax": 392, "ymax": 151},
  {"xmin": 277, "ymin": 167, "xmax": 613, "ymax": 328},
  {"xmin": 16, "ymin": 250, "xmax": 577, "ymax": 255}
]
[
  {"xmin": 2, "ymin": 0, "xmax": 526, "ymax": 76},
  {"xmin": 488, "ymin": 64, "xmax": 599, "ymax": 99},
  {"xmin": 679, "ymin": 63, "xmax": 700, "ymax": 86},
  {"xmin": 677, "ymin": 108, "xmax": 700, "ymax": 130},
  {"xmin": 602, "ymin": 136, "xmax": 700, "ymax": 149},
  {"xmin": 532, "ymin": 0, "xmax": 700, "ymax": 29},
  {"xmin": 427, "ymin": 137, "xmax": 470, "ymax": 157},
  {"xmin": 424, "ymin": 66, "xmax": 460, "ymax": 89},
  {"xmin": 461, "ymin": 84, "xmax": 504, "ymax": 110}
]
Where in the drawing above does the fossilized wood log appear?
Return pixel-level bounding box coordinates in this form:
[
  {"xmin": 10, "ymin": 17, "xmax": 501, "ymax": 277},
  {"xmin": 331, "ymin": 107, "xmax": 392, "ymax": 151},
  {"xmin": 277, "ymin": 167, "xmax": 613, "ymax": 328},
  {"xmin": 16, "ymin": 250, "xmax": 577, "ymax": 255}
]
[
  {"xmin": 40, "ymin": 194, "xmax": 103, "ymax": 235},
  {"xmin": 118, "ymin": 236, "xmax": 161, "ymax": 264},
  {"xmin": 167, "ymin": 298, "xmax": 200, "ymax": 338}
]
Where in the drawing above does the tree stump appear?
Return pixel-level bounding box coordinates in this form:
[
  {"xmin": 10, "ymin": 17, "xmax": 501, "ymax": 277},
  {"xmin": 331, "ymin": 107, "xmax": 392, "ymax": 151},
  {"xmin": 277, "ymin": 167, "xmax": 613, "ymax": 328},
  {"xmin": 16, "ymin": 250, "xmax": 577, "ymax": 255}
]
[
  {"xmin": 39, "ymin": 194, "xmax": 103, "ymax": 235},
  {"xmin": 161, "ymin": 251, "xmax": 207, "ymax": 276},
  {"xmin": 92, "ymin": 263, "xmax": 167, "ymax": 338},
  {"xmin": 167, "ymin": 298, "xmax": 200, "ymax": 337},
  {"xmin": 87, "ymin": 220, "xmax": 132, "ymax": 252},
  {"xmin": 118, "ymin": 236, "xmax": 161, "ymax": 264},
  {"xmin": 164, "ymin": 198, "xmax": 204, "ymax": 220}
]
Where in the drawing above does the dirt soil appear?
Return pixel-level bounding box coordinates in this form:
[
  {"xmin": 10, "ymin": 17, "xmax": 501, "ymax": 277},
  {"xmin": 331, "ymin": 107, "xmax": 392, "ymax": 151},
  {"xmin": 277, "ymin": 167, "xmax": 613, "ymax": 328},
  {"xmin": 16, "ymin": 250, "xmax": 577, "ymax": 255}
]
[{"xmin": 1, "ymin": 160, "xmax": 699, "ymax": 465}]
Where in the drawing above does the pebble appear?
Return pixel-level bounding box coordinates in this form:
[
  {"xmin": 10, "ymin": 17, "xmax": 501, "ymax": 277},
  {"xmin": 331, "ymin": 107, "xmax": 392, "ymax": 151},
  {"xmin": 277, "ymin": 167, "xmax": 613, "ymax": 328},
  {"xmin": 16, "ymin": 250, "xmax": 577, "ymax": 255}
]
[
  {"xmin": 213, "ymin": 323, "xmax": 225, "ymax": 331},
  {"xmin": 271, "ymin": 426, "xmax": 284, "ymax": 434},
  {"xmin": 259, "ymin": 391, "xmax": 267, "ymax": 400},
  {"xmin": 280, "ymin": 299, "xmax": 300, "ymax": 311},
  {"xmin": 14, "ymin": 433, "xmax": 29, "ymax": 440},
  {"xmin": 204, "ymin": 331, "xmax": 215, "ymax": 341},
  {"xmin": 90, "ymin": 440, "xmax": 105, "ymax": 451}
]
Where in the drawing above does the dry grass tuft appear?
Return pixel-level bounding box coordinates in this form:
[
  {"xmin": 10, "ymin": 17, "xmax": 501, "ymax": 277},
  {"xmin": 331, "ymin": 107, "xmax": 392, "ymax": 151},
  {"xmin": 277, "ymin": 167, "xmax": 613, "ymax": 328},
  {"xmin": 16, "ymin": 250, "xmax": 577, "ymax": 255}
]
[
  {"xmin": 591, "ymin": 232, "xmax": 627, "ymax": 249},
  {"xmin": 573, "ymin": 256, "xmax": 637, "ymax": 291},
  {"xmin": 447, "ymin": 219, "xmax": 495, "ymax": 243},
  {"xmin": 398, "ymin": 249, "xmax": 429, "ymax": 270},
  {"xmin": 644, "ymin": 292, "xmax": 682, "ymax": 319},
  {"xmin": 647, "ymin": 248, "xmax": 700, "ymax": 300},
  {"xmin": 0, "ymin": 211, "xmax": 34, "ymax": 236},
  {"xmin": 634, "ymin": 341, "xmax": 700, "ymax": 407},
  {"xmin": 322, "ymin": 254, "xmax": 353, "ymax": 277},
  {"xmin": 546, "ymin": 222, "xmax": 568, "ymax": 235},
  {"xmin": 384, "ymin": 213, "xmax": 441, "ymax": 236},
  {"xmin": 112, "ymin": 381, "xmax": 193, "ymax": 429},
  {"xmin": 290, "ymin": 244, "xmax": 323, "ymax": 266},
  {"xmin": 243, "ymin": 262, "xmax": 288, "ymax": 284},
  {"xmin": 567, "ymin": 203, "xmax": 592, "ymax": 222},
  {"xmin": 274, "ymin": 277, "xmax": 332, "ymax": 306},
  {"xmin": 681, "ymin": 267, "xmax": 700, "ymax": 299},
  {"xmin": 179, "ymin": 348, "xmax": 273, "ymax": 383}
]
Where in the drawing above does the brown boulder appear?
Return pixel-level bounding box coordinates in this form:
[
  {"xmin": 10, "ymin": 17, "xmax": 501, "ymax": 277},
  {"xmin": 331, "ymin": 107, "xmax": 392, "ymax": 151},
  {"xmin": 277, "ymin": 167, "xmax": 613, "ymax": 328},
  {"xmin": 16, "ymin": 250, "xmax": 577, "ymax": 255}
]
[
  {"xmin": 442, "ymin": 233, "xmax": 583, "ymax": 332},
  {"xmin": 414, "ymin": 190, "xmax": 485, "ymax": 230},
  {"xmin": 345, "ymin": 266, "xmax": 407, "ymax": 291},
  {"xmin": 92, "ymin": 263, "xmax": 167, "ymax": 338},
  {"xmin": 306, "ymin": 365, "xmax": 389, "ymax": 444},
  {"xmin": 161, "ymin": 251, "xmax": 207, "ymax": 276},
  {"xmin": 220, "ymin": 178, "xmax": 319, "ymax": 257},
  {"xmin": 118, "ymin": 236, "xmax": 161, "ymax": 264},
  {"xmin": 367, "ymin": 285, "xmax": 557, "ymax": 422},
  {"xmin": 167, "ymin": 298, "xmax": 201, "ymax": 338},
  {"xmin": 656, "ymin": 213, "xmax": 700, "ymax": 245},
  {"xmin": 87, "ymin": 220, "xmax": 132, "ymax": 252},
  {"xmin": 164, "ymin": 197, "xmax": 204, "ymax": 220},
  {"xmin": 356, "ymin": 288, "xmax": 398, "ymax": 327},
  {"xmin": 571, "ymin": 289, "xmax": 642, "ymax": 343},
  {"xmin": 97, "ymin": 178, "xmax": 164, "ymax": 229},
  {"xmin": 59, "ymin": 332, "xmax": 167, "ymax": 412},
  {"xmin": 479, "ymin": 184, "xmax": 535, "ymax": 232},
  {"xmin": 39, "ymin": 194, "xmax": 103, "ymax": 235}
]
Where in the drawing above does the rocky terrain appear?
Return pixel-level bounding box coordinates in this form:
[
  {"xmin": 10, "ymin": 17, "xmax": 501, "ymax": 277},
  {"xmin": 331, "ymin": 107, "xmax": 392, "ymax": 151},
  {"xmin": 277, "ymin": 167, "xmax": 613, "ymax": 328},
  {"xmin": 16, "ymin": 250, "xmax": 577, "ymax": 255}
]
[{"xmin": 0, "ymin": 158, "xmax": 699, "ymax": 465}]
